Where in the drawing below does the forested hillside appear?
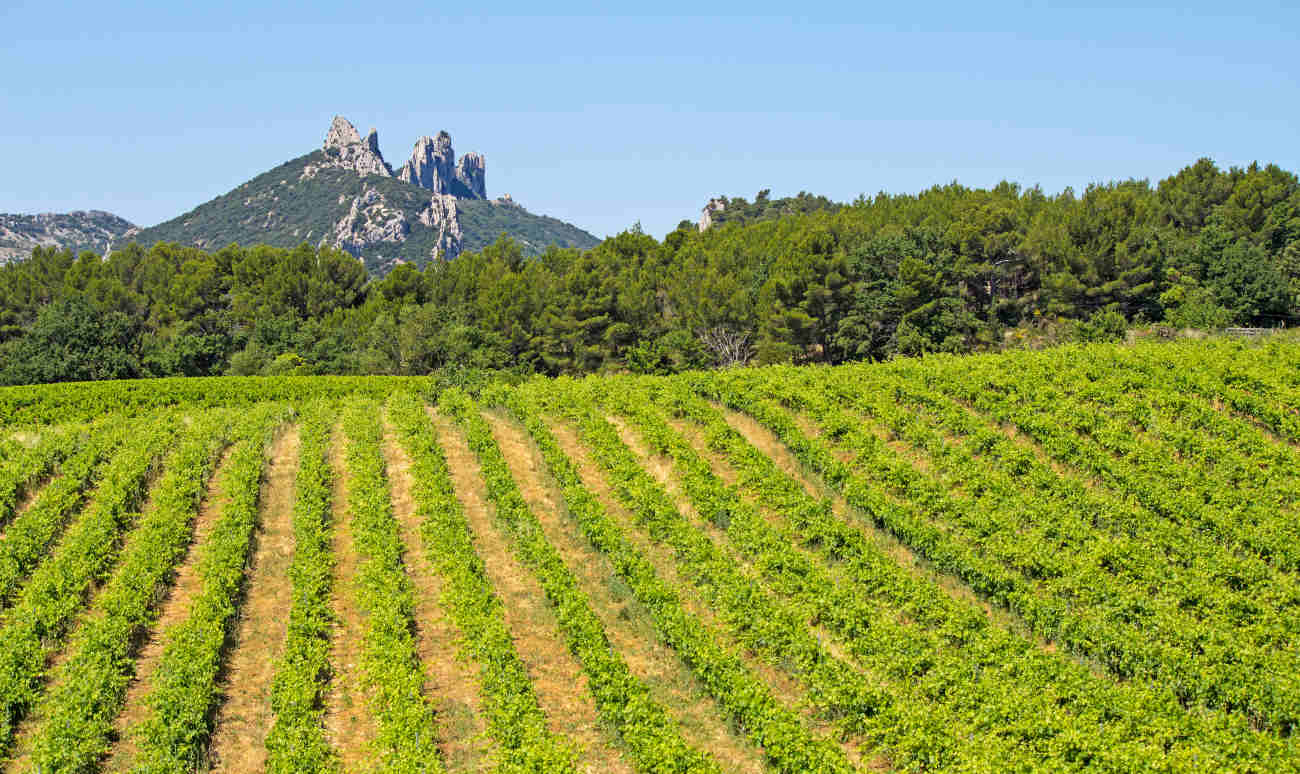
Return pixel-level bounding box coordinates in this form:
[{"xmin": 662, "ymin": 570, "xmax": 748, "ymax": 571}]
[{"xmin": 0, "ymin": 158, "xmax": 1296, "ymax": 384}]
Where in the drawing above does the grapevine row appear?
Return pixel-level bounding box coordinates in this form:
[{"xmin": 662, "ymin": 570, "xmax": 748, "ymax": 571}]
[
  {"xmin": 338, "ymin": 400, "xmax": 444, "ymax": 774},
  {"xmin": 0, "ymin": 416, "xmax": 128, "ymax": 610},
  {"xmin": 847, "ymin": 359, "xmax": 1299, "ymax": 629},
  {"xmin": 0, "ymin": 424, "xmax": 81, "ymax": 532},
  {"xmin": 817, "ymin": 364, "xmax": 1300, "ymax": 647},
  {"xmin": 704, "ymin": 371, "xmax": 1300, "ymax": 735},
  {"xmin": 22, "ymin": 408, "xmax": 261, "ymax": 773},
  {"xmin": 653, "ymin": 376, "xmax": 1292, "ymax": 771},
  {"xmin": 916, "ymin": 350, "xmax": 1300, "ymax": 574},
  {"xmin": 506, "ymin": 382, "xmax": 860, "ymax": 774},
  {"xmin": 385, "ymin": 391, "xmax": 575, "ymax": 772},
  {"xmin": 810, "ymin": 366, "xmax": 1300, "ymax": 732},
  {"xmin": 436, "ymin": 389, "xmax": 720, "ymax": 773},
  {"xmin": 1024, "ymin": 347, "xmax": 1300, "ymax": 553},
  {"xmin": 264, "ymin": 402, "xmax": 340, "ymax": 774},
  {"xmin": 0, "ymin": 413, "xmax": 183, "ymax": 759},
  {"xmin": 129, "ymin": 408, "xmax": 287, "ymax": 772}
]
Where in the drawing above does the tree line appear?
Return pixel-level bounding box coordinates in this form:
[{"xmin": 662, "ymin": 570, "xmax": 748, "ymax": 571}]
[{"xmin": 1, "ymin": 158, "xmax": 1296, "ymax": 385}]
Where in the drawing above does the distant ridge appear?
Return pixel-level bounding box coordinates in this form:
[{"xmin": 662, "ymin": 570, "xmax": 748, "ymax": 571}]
[{"xmin": 0, "ymin": 211, "xmax": 137, "ymax": 264}]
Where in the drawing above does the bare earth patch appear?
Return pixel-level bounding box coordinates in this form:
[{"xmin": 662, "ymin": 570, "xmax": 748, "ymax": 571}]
[
  {"xmin": 206, "ymin": 427, "xmax": 301, "ymax": 773},
  {"xmin": 430, "ymin": 411, "xmax": 633, "ymax": 774},
  {"xmin": 486, "ymin": 411, "xmax": 765, "ymax": 774},
  {"xmin": 382, "ymin": 417, "xmax": 492, "ymax": 773}
]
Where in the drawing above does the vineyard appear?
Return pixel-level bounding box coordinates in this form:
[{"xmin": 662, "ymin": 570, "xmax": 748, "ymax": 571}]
[{"xmin": 0, "ymin": 336, "xmax": 1298, "ymax": 772}]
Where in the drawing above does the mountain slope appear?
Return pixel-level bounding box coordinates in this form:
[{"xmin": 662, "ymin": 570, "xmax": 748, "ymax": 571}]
[
  {"xmin": 121, "ymin": 117, "xmax": 599, "ymax": 274},
  {"xmin": 0, "ymin": 211, "xmax": 137, "ymax": 264}
]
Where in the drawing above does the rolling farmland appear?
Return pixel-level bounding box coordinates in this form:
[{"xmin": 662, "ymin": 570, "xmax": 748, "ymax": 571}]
[{"xmin": 0, "ymin": 337, "xmax": 1298, "ymax": 772}]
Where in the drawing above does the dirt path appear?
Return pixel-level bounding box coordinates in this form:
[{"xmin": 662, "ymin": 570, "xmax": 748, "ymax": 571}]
[
  {"xmin": 96, "ymin": 447, "xmax": 236, "ymax": 772},
  {"xmin": 430, "ymin": 412, "xmax": 633, "ymax": 774},
  {"xmin": 382, "ymin": 419, "xmax": 492, "ymax": 773},
  {"xmin": 486, "ymin": 412, "xmax": 765, "ymax": 774},
  {"xmin": 323, "ymin": 424, "xmax": 376, "ymax": 773},
  {"xmin": 206, "ymin": 427, "xmax": 300, "ymax": 773}
]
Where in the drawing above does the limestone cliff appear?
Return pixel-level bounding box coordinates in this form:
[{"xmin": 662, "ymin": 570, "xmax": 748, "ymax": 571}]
[
  {"xmin": 397, "ymin": 131, "xmax": 487, "ymax": 200},
  {"xmin": 309, "ymin": 116, "xmax": 393, "ymax": 179},
  {"xmin": 455, "ymin": 153, "xmax": 487, "ymax": 200},
  {"xmin": 417, "ymin": 194, "xmax": 464, "ymax": 260},
  {"xmin": 329, "ymin": 186, "xmax": 410, "ymax": 257},
  {"xmin": 698, "ymin": 197, "xmax": 726, "ymax": 231},
  {"xmin": 397, "ymin": 132, "xmax": 455, "ymax": 194}
]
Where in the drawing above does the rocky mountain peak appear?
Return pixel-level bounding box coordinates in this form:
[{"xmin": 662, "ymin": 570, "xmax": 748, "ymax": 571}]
[
  {"xmin": 395, "ymin": 131, "xmax": 487, "ymax": 200},
  {"xmin": 324, "ymin": 115, "xmax": 362, "ymax": 149},
  {"xmin": 398, "ymin": 133, "xmax": 456, "ymax": 195},
  {"xmin": 314, "ymin": 116, "xmax": 487, "ymax": 201},
  {"xmin": 112, "ymin": 114, "xmax": 596, "ymax": 275},
  {"xmin": 455, "ymin": 152, "xmax": 487, "ymax": 200},
  {"xmin": 319, "ymin": 115, "xmax": 391, "ymax": 179}
]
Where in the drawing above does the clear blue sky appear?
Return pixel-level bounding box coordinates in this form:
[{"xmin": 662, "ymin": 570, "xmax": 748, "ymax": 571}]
[{"xmin": 3, "ymin": 1, "xmax": 1297, "ymax": 240}]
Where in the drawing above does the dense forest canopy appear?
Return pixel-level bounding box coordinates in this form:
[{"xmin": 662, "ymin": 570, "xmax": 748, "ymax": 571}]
[{"xmin": 1, "ymin": 158, "xmax": 1297, "ymax": 385}]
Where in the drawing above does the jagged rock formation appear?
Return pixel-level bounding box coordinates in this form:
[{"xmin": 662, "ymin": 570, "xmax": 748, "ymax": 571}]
[
  {"xmin": 455, "ymin": 153, "xmax": 487, "ymax": 200},
  {"xmin": 397, "ymin": 133, "xmax": 454, "ymax": 194},
  {"xmin": 417, "ymin": 194, "xmax": 464, "ymax": 260},
  {"xmin": 397, "ymin": 132, "xmax": 487, "ymax": 201},
  {"xmin": 698, "ymin": 197, "xmax": 726, "ymax": 231},
  {"xmin": 122, "ymin": 114, "xmax": 599, "ymax": 275},
  {"xmin": 306, "ymin": 114, "xmax": 488, "ymax": 204},
  {"xmin": 308, "ymin": 119, "xmax": 487, "ymax": 261},
  {"xmin": 0, "ymin": 210, "xmax": 137, "ymax": 263},
  {"xmin": 311, "ymin": 116, "xmax": 393, "ymax": 179},
  {"xmin": 329, "ymin": 186, "xmax": 410, "ymax": 257}
]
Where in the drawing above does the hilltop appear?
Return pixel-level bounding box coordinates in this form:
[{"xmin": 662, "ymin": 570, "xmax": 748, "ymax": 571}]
[{"xmin": 120, "ymin": 116, "xmax": 598, "ymax": 274}]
